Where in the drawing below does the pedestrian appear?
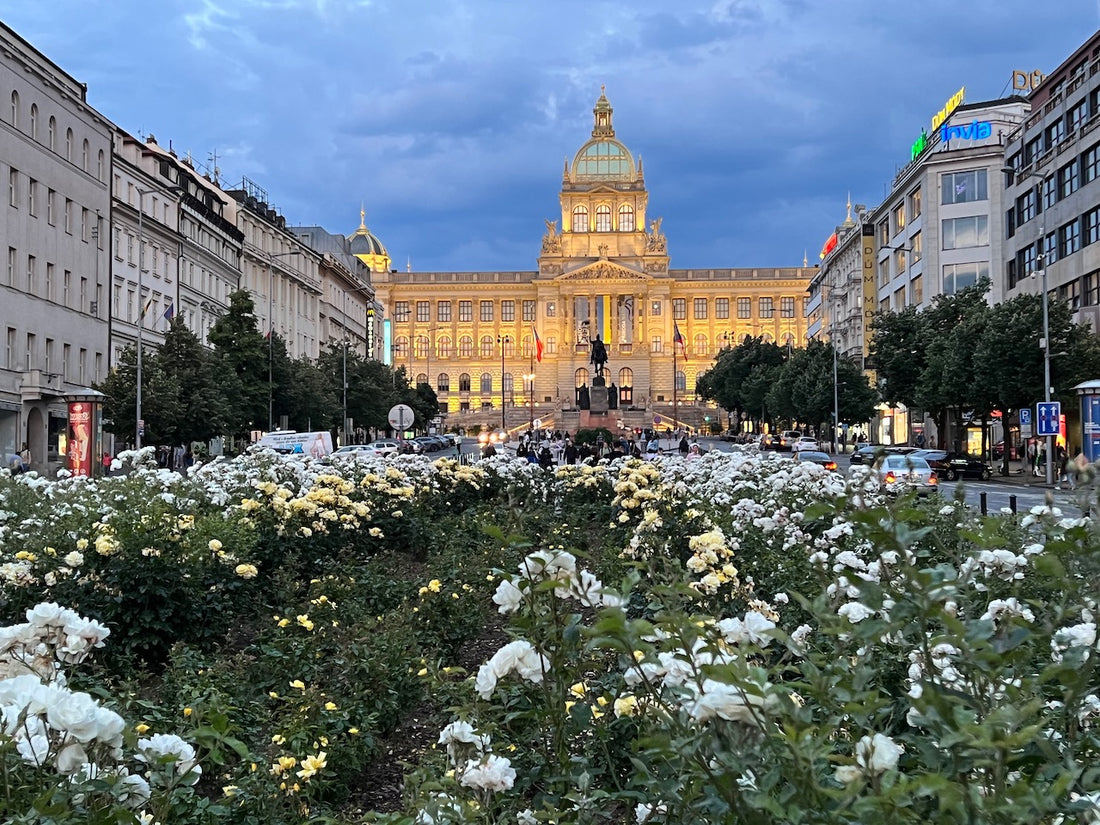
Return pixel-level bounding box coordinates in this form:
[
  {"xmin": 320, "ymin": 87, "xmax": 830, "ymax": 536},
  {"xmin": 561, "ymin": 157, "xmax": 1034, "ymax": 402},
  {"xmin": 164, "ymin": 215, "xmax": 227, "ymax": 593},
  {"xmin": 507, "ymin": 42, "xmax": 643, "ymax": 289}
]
[
  {"xmin": 19, "ymin": 442, "xmax": 30, "ymax": 472},
  {"xmin": 480, "ymin": 441, "xmax": 497, "ymax": 459},
  {"xmin": 646, "ymin": 436, "xmax": 660, "ymax": 459},
  {"xmin": 538, "ymin": 446, "xmax": 553, "ymax": 469},
  {"xmin": 916, "ymin": 432, "xmax": 925, "ymax": 449},
  {"xmin": 687, "ymin": 443, "xmax": 703, "ymax": 461},
  {"xmin": 8, "ymin": 451, "xmax": 24, "ymax": 475},
  {"xmin": 678, "ymin": 435, "xmax": 689, "ymax": 456},
  {"xmin": 1057, "ymin": 444, "xmax": 1068, "ymax": 483},
  {"xmin": 102, "ymin": 452, "xmax": 112, "ymax": 476},
  {"xmin": 564, "ymin": 441, "xmax": 578, "ymax": 465}
]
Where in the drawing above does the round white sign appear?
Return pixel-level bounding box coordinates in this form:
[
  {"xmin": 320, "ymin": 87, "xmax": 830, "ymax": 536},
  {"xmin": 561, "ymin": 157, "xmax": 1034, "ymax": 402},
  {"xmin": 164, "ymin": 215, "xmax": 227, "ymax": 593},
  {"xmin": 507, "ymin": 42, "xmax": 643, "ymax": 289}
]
[{"xmin": 388, "ymin": 404, "xmax": 415, "ymax": 431}]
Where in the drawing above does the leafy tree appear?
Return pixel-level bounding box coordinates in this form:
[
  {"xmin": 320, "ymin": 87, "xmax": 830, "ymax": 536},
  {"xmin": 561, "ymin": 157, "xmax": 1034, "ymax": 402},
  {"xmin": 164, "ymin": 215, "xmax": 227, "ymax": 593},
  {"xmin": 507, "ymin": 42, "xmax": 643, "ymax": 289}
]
[
  {"xmin": 696, "ymin": 337, "xmax": 786, "ymax": 430},
  {"xmin": 155, "ymin": 318, "xmax": 235, "ymax": 444},
  {"xmin": 768, "ymin": 340, "xmax": 877, "ymax": 436},
  {"xmin": 97, "ymin": 345, "xmax": 184, "ymax": 448},
  {"xmin": 869, "ymin": 306, "xmax": 923, "ymax": 409},
  {"xmin": 207, "ymin": 290, "xmax": 270, "ymax": 434}
]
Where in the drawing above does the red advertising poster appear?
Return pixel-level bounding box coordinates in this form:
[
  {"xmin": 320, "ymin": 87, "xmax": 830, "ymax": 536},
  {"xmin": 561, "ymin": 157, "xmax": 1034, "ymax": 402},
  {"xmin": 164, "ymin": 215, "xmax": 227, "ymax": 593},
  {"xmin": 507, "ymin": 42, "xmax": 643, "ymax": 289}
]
[{"xmin": 68, "ymin": 402, "xmax": 92, "ymax": 476}]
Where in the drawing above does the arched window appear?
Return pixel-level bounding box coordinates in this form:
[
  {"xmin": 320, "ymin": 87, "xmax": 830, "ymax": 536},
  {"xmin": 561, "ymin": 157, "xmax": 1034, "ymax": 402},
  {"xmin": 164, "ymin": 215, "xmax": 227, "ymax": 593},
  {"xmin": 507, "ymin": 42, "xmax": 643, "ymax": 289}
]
[
  {"xmin": 595, "ymin": 204, "xmax": 612, "ymax": 232},
  {"xmin": 675, "ymin": 370, "xmax": 687, "ymax": 392},
  {"xmin": 29, "ymin": 104, "xmax": 37, "ymax": 139},
  {"xmin": 65, "ymin": 128, "xmax": 73, "ymax": 162},
  {"xmin": 572, "ymin": 205, "xmax": 589, "ymax": 233},
  {"xmin": 693, "ymin": 333, "xmax": 709, "ymax": 356},
  {"xmin": 97, "ymin": 149, "xmax": 104, "ymax": 181},
  {"xmin": 414, "ymin": 336, "xmax": 429, "ymax": 358},
  {"xmin": 437, "ymin": 335, "xmax": 452, "ymax": 358},
  {"xmin": 521, "ymin": 335, "xmax": 532, "ymax": 358},
  {"xmin": 10, "ymin": 91, "xmax": 18, "ymax": 127},
  {"xmin": 618, "ymin": 367, "xmax": 633, "ymax": 387},
  {"xmin": 459, "ymin": 373, "xmax": 471, "ymax": 392},
  {"xmin": 437, "ymin": 373, "xmax": 450, "ymax": 392},
  {"xmin": 480, "ymin": 336, "xmax": 494, "ymax": 358},
  {"xmin": 761, "ymin": 332, "xmax": 774, "ymax": 344},
  {"xmin": 47, "ymin": 116, "xmax": 55, "ymax": 150},
  {"xmin": 618, "ymin": 204, "xmax": 634, "ymax": 232},
  {"xmin": 503, "ymin": 373, "xmax": 514, "ymax": 394},
  {"xmin": 575, "ymin": 368, "xmax": 589, "ymax": 387},
  {"xmin": 394, "ymin": 335, "xmax": 409, "ymax": 356},
  {"xmin": 480, "ymin": 372, "xmax": 493, "ymax": 393},
  {"xmin": 459, "ymin": 336, "xmax": 473, "ymax": 358},
  {"xmin": 416, "ymin": 372, "xmax": 428, "ymax": 387},
  {"xmin": 81, "ymin": 139, "xmax": 89, "ymax": 171}
]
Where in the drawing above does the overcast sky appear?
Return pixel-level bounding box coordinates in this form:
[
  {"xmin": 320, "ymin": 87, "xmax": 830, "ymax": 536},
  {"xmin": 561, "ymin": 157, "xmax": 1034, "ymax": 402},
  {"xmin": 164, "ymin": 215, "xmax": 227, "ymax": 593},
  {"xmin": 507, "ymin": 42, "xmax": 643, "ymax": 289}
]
[{"xmin": 2, "ymin": 1, "xmax": 1097, "ymax": 271}]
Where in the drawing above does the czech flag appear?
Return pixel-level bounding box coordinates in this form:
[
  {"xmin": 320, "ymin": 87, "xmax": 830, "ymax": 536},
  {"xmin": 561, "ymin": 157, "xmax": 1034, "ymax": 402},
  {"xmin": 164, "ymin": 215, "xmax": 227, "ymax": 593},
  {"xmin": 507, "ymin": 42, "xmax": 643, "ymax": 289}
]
[
  {"xmin": 533, "ymin": 326, "xmax": 544, "ymax": 363},
  {"xmin": 163, "ymin": 302, "xmax": 175, "ymax": 321},
  {"xmin": 673, "ymin": 322, "xmax": 685, "ymax": 353}
]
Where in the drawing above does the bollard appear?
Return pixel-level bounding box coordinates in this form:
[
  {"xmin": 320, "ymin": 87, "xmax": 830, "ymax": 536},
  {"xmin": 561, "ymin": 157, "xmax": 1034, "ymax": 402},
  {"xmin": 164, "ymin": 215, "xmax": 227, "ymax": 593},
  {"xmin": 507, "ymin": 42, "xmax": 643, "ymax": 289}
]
[
  {"xmin": 979, "ymin": 491, "xmax": 987, "ymax": 515},
  {"xmin": 1009, "ymin": 494, "xmax": 1017, "ymax": 514}
]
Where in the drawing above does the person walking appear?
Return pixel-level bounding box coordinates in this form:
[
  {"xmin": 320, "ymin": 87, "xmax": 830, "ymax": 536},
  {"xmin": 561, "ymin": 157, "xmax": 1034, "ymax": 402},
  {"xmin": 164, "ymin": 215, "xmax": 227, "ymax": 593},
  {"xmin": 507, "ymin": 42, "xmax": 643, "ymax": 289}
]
[
  {"xmin": 19, "ymin": 443, "xmax": 31, "ymax": 472},
  {"xmin": 564, "ymin": 440, "xmax": 578, "ymax": 466},
  {"xmin": 678, "ymin": 435, "xmax": 689, "ymax": 456}
]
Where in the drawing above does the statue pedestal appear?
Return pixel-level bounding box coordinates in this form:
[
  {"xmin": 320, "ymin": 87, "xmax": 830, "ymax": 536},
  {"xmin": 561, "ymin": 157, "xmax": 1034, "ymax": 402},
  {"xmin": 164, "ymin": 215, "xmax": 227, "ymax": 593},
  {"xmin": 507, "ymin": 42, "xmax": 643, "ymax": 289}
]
[{"xmin": 589, "ymin": 385, "xmax": 609, "ymax": 413}]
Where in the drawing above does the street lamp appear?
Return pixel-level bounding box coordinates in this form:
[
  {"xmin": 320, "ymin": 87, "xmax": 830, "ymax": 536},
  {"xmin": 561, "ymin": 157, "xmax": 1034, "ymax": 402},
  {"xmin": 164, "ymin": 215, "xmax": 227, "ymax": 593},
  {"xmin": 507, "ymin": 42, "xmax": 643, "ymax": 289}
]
[
  {"xmin": 497, "ymin": 334, "xmax": 512, "ymax": 432},
  {"xmin": 340, "ymin": 283, "xmax": 374, "ymax": 446},
  {"xmin": 523, "ymin": 371, "xmax": 536, "ymax": 434},
  {"xmin": 134, "ymin": 183, "xmax": 183, "ymax": 450},
  {"xmin": 1005, "ymin": 165, "xmax": 1054, "ymax": 485}
]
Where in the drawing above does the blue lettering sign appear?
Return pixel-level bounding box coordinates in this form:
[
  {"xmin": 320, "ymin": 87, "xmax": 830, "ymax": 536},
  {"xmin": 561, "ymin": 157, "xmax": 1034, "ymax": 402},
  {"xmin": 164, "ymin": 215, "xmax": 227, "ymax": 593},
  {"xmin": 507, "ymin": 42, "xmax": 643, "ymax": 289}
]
[{"xmin": 941, "ymin": 120, "xmax": 992, "ymax": 142}]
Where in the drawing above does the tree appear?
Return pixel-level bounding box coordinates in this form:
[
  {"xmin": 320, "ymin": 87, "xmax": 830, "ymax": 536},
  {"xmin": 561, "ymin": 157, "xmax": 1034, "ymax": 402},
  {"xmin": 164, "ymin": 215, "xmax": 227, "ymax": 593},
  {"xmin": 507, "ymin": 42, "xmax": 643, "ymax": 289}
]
[
  {"xmin": 207, "ymin": 290, "xmax": 270, "ymax": 434},
  {"xmin": 97, "ymin": 345, "xmax": 184, "ymax": 449},
  {"xmin": 155, "ymin": 318, "xmax": 235, "ymax": 444},
  {"xmin": 696, "ymin": 337, "xmax": 785, "ymax": 429},
  {"xmin": 767, "ymin": 340, "xmax": 877, "ymax": 434}
]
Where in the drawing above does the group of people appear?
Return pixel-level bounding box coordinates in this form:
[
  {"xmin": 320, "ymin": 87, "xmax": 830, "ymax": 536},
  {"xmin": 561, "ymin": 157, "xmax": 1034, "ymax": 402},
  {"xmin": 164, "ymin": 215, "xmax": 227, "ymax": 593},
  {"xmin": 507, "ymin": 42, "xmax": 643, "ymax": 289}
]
[
  {"xmin": 483, "ymin": 429, "xmax": 703, "ymax": 465},
  {"xmin": 6, "ymin": 443, "xmax": 31, "ymax": 474}
]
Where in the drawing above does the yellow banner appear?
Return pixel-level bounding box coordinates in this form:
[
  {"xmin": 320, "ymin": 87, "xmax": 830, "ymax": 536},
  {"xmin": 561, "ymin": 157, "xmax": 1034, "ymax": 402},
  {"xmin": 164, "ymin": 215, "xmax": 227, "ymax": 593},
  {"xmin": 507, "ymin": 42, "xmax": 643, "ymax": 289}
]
[{"xmin": 861, "ymin": 228, "xmax": 876, "ymax": 362}]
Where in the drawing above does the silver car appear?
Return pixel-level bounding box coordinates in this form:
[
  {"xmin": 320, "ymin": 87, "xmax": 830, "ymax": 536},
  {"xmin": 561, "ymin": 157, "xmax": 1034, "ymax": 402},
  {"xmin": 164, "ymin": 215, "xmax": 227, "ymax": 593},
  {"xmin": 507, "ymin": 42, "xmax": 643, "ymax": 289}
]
[{"xmin": 873, "ymin": 454, "xmax": 939, "ymax": 495}]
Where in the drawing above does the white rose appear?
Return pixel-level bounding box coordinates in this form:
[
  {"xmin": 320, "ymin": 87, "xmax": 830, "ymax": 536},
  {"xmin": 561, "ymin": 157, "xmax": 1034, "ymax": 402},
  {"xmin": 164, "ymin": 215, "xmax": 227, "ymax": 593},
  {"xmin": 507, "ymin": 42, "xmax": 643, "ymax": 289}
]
[
  {"xmin": 63, "ymin": 551, "xmax": 84, "ymax": 568},
  {"xmin": 838, "ymin": 602, "xmax": 875, "ymax": 623},
  {"xmin": 55, "ymin": 741, "xmax": 89, "ymax": 774},
  {"xmin": 856, "ymin": 732, "xmax": 903, "ymax": 774},
  {"xmin": 491, "ymin": 579, "xmax": 524, "ymax": 614},
  {"xmin": 460, "ymin": 754, "xmax": 516, "ymax": 792},
  {"xmin": 45, "ymin": 690, "xmax": 102, "ymax": 742}
]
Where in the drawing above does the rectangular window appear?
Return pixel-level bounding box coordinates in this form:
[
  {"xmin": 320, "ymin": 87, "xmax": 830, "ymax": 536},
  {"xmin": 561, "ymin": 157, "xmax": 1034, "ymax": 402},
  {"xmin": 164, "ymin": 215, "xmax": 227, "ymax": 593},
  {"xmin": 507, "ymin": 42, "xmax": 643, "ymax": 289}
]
[
  {"xmin": 64, "ymin": 199, "xmax": 72, "ymax": 234},
  {"xmin": 459, "ymin": 300, "xmax": 472, "ymax": 322},
  {"xmin": 737, "ymin": 297, "xmax": 751, "ymax": 319},
  {"xmin": 26, "ymin": 255, "xmax": 35, "ymax": 292},
  {"xmin": 878, "ymin": 258, "xmax": 890, "ymax": 288},
  {"xmin": 1062, "ymin": 219, "xmax": 1082, "ymax": 257},
  {"xmin": 1086, "ymin": 207, "xmax": 1100, "ymax": 245},
  {"xmin": 545, "ymin": 336, "xmax": 557, "ymax": 354},
  {"xmin": 5, "ymin": 328, "xmax": 13, "ymax": 370},
  {"xmin": 1044, "ymin": 231, "xmax": 1058, "ymax": 265},
  {"xmin": 1017, "ymin": 189, "xmax": 1038, "ymax": 224},
  {"xmin": 79, "ymin": 277, "xmax": 87, "ymax": 313},
  {"xmin": 62, "ymin": 343, "xmax": 70, "ymax": 380},
  {"xmin": 78, "ymin": 348, "xmax": 86, "ymax": 383},
  {"xmin": 501, "ymin": 300, "xmax": 515, "ymax": 322},
  {"xmin": 44, "ymin": 338, "xmax": 53, "ymax": 375},
  {"xmin": 6, "ymin": 247, "xmax": 13, "ymax": 287},
  {"xmin": 693, "ymin": 297, "xmax": 707, "ymax": 319},
  {"xmin": 545, "ymin": 301, "xmax": 556, "ymax": 318},
  {"xmin": 415, "ymin": 300, "xmax": 430, "ymax": 322},
  {"xmin": 942, "ymin": 261, "xmax": 990, "ymax": 295},
  {"xmin": 394, "ymin": 301, "xmax": 410, "ymax": 322},
  {"xmin": 942, "ymin": 169, "xmax": 988, "ymax": 204},
  {"xmin": 877, "ymin": 220, "xmax": 889, "ymax": 245},
  {"xmin": 911, "ymin": 274, "xmax": 923, "ymax": 305},
  {"xmin": 911, "ymin": 231, "xmax": 922, "ymax": 262},
  {"xmin": 909, "ymin": 186, "xmax": 922, "ymax": 219},
  {"xmin": 651, "ymin": 336, "xmax": 663, "ymax": 353},
  {"xmin": 894, "ymin": 248, "xmax": 907, "ymax": 274},
  {"xmin": 1047, "ymin": 119, "xmax": 1066, "ymax": 148},
  {"xmin": 715, "ymin": 297, "xmax": 729, "ymax": 319},
  {"xmin": 1086, "ymin": 271, "xmax": 1100, "ymax": 307},
  {"xmin": 894, "ymin": 285, "xmax": 906, "ymax": 309},
  {"xmin": 25, "ymin": 333, "xmax": 35, "ymax": 370},
  {"xmin": 1043, "ymin": 176, "xmax": 1057, "ymax": 210},
  {"xmin": 45, "ymin": 263, "xmax": 54, "ymax": 301},
  {"xmin": 27, "ymin": 178, "xmax": 37, "ymax": 216},
  {"xmin": 437, "ymin": 300, "xmax": 451, "ymax": 322},
  {"xmin": 480, "ymin": 300, "xmax": 493, "ymax": 322},
  {"xmin": 1071, "ymin": 100, "xmax": 1089, "ymax": 132},
  {"xmin": 1060, "ymin": 160, "xmax": 1080, "ymax": 198},
  {"xmin": 1085, "ymin": 143, "xmax": 1100, "ymax": 183},
  {"xmin": 781, "ymin": 296, "xmax": 795, "ymax": 318},
  {"xmin": 672, "ymin": 298, "xmax": 686, "ymax": 320},
  {"xmin": 942, "ymin": 215, "xmax": 989, "ymax": 249},
  {"xmin": 1025, "ymin": 135, "xmax": 1043, "ymax": 165},
  {"xmin": 759, "ymin": 297, "xmax": 774, "ymax": 318},
  {"xmin": 46, "ymin": 189, "xmax": 54, "ymax": 224},
  {"xmin": 893, "ymin": 203, "xmax": 906, "ymax": 235},
  {"xmin": 522, "ymin": 300, "xmax": 536, "ymax": 322},
  {"xmin": 8, "ymin": 168, "xmax": 16, "ymax": 207}
]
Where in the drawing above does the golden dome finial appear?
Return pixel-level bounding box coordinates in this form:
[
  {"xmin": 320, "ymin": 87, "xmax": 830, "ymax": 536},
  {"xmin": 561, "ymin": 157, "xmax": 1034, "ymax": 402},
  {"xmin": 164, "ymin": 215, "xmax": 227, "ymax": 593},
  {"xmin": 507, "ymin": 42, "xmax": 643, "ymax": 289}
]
[{"xmin": 359, "ymin": 203, "xmax": 367, "ymax": 230}]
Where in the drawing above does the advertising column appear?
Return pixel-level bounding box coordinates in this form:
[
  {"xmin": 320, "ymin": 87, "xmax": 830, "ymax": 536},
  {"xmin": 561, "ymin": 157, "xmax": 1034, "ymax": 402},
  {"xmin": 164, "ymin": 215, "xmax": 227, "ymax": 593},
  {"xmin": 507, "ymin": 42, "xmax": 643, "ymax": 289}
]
[{"xmin": 67, "ymin": 401, "xmax": 93, "ymax": 476}]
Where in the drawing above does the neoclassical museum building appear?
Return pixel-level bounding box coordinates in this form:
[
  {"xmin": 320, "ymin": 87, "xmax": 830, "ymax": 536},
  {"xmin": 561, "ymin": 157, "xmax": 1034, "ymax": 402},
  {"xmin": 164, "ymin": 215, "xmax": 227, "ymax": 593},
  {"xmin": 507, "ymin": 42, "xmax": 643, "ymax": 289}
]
[{"xmin": 361, "ymin": 92, "xmax": 813, "ymax": 433}]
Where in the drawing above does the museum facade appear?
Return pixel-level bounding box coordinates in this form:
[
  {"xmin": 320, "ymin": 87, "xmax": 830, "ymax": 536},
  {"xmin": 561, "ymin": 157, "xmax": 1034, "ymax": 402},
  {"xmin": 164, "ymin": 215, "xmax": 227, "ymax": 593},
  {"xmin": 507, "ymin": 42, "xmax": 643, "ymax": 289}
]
[{"xmin": 364, "ymin": 92, "xmax": 814, "ymax": 433}]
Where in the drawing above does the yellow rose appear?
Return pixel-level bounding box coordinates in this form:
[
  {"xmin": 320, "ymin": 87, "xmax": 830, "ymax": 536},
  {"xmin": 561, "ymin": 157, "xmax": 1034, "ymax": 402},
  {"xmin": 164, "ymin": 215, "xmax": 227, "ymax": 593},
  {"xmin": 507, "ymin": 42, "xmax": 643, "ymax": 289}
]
[{"xmin": 290, "ymin": 679, "xmax": 306, "ymax": 690}]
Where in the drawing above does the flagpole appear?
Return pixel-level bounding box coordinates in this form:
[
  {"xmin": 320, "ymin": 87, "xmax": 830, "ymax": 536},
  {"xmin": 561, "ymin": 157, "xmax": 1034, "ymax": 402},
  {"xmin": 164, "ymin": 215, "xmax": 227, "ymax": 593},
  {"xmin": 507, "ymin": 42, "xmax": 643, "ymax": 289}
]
[{"xmin": 673, "ymin": 327, "xmax": 678, "ymax": 438}]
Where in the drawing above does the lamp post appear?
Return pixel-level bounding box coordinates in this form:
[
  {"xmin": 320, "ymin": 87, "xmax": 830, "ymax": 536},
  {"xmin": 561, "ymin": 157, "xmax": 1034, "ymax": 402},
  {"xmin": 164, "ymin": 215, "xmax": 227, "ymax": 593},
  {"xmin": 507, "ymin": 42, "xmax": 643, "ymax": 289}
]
[
  {"xmin": 497, "ymin": 334, "xmax": 512, "ymax": 432},
  {"xmin": 523, "ymin": 369, "xmax": 536, "ymax": 434},
  {"xmin": 341, "ymin": 283, "xmax": 374, "ymax": 446},
  {"xmin": 1005, "ymin": 165, "xmax": 1054, "ymax": 485}
]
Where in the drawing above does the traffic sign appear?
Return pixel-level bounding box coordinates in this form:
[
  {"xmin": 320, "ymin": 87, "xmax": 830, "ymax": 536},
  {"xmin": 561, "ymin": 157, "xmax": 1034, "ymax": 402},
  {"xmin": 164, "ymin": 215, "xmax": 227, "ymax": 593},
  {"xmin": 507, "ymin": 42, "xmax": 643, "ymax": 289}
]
[
  {"xmin": 387, "ymin": 404, "xmax": 415, "ymax": 432},
  {"xmin": 1019, "ymin": 408, "xmax": 1031, "ymax": 426},
  {"xmin": 1036, "ymin": 401, "xmax": 1061, "ymax": 437}
]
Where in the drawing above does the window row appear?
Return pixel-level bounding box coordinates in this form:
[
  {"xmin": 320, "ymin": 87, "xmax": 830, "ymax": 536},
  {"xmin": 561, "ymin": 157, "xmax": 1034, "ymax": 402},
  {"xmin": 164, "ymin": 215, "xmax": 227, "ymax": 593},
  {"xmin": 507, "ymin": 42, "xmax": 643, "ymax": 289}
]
[
  {"xmin": 673, "ymin": 296, "xmax": 800, "ymax": 320},
  {"xmin": 6, "ymin": 166, "xmax": 99, "ymax": 240},
  {"xmin": 1006, "ymin": 205, "xmax": 1100, "ymax": 289},
  {"xmin": 5, "ymin": 247, "xmax": 99, "ymax": 313},
  {"xmin": 1007, "ymin": 139, "xmax": 1100, "ymax": 236},
  {"xmin": 570, "ymin": 203, "xmax": 635, "ymax": 233},
  {"xmin": 7, "ymin": 90, "xmax": 106, "ymax": 180},
  {"xmin": 394, "ymin": 334, "xmax": 559, "ymax": 359},
  {"xmin": 1010, "ymin": 87, "xmax": 1100, "ymax": 169},
  {"xmin": 3, "ymin": 327, "xmax": 102, "ymax": 383}
]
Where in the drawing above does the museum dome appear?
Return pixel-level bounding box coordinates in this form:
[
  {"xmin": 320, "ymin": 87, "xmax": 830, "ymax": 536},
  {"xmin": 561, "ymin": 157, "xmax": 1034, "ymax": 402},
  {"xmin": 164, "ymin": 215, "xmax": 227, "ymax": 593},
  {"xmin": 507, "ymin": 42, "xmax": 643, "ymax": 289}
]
[
  {"xmin": 570, "ymin": 88, "xmax": 637, "ymax": 183},
  {"xmin": 348, "ymin": 208, "xmax": 388, "ymax": 257}
]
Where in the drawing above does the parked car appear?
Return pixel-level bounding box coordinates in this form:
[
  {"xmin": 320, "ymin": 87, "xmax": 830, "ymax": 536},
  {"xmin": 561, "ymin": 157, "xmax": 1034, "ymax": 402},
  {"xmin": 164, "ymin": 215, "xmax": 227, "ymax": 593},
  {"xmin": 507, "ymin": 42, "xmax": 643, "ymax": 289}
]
[
  {"xmin": 873, "ymin": 454, "xmax": 939, "ymax": 495},
  {"xmin": 849, "ymin": 444, "xmax": 918, "ymax": 466},
  {"xmin": 332, "ymin": 440, "xmax": 400, "ymax": 458},
  {"xmin": 791, "ymin": 436, "xmax": 820, "ymax": 453},
  {"xmin": 794, "ymin": 450, "xmax": 838, "ymax": 471},
  {"xmin": 912, "ymin": 449, "xmax": 993, "ymax": 481},
  {"xmin": 412, "ymin": 436, "xmax": 444, "ymax": 453},
  {"xmin": 992, "ymin": 441, "xmax": 1020, "ymax": 460},
  {"xmin": 778, "ymin": 430, "xmax": 803, "ymax": 451}
]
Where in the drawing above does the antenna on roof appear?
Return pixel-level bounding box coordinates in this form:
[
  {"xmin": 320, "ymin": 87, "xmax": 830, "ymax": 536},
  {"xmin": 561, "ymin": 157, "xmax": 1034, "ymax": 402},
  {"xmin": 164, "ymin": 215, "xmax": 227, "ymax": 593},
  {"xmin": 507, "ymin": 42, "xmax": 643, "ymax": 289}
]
[{"xmin": 208, "ymin": 149, "xmax": 220, "ymax": 185}]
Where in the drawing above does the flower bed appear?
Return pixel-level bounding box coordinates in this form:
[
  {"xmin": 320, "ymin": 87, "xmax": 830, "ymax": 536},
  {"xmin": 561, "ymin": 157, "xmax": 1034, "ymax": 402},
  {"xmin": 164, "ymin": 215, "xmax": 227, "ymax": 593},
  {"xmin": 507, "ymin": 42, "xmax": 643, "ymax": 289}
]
[{"xmin": 1, "ymin": 448, "xmax": 1099, "ymax": 823}]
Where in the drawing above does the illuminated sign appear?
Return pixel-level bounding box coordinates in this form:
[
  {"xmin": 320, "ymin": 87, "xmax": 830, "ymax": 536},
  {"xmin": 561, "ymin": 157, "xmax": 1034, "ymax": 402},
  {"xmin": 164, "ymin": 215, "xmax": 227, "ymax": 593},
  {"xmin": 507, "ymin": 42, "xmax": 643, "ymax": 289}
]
[
  {"xmin": 942, "ymin": 120, "xmax": 991, "ymax": 142},
  {"xmin": 909, "ymin": 86, "xmax": 966, "ymax": 161},
  {"xmin": 819, "ymin": 231, "xmax": 838, "ymax": 260},
  {"xmin": 861, "ymin": 227, "xmax": 875, "ymax": 363}
]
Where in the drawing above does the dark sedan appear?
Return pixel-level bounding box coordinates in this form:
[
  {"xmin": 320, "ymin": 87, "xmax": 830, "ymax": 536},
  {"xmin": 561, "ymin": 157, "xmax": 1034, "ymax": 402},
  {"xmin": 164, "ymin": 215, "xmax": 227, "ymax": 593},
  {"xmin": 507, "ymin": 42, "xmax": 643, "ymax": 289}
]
[
  {"xmin": 912, "ymin": 450, "xmax": 992, "ymax": 481},
  {"xmin": 794, "ymin": 451, "xmax": 838, "ymax": 471},
  {"xmin": 849, "ymin": 445, "xmax": 918, "ymax": 466}
]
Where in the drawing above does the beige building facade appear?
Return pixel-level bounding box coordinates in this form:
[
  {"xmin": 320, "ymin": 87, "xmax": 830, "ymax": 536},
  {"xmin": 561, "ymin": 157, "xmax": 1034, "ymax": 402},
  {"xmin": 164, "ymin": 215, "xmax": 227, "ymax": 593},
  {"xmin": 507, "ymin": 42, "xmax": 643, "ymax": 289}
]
[{"xmin": 368, "ymin": 92, "xmax": 813, "ymax": 432}]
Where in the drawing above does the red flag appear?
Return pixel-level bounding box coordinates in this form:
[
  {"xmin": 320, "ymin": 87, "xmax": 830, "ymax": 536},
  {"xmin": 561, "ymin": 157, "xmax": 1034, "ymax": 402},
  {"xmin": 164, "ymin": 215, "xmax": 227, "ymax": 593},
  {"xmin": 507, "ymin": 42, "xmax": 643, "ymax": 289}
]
[
  {"xmin": 533, "ymin": 326, "xmax": 544, "ymax": 363},
  {"xmin": 673, "ymin": 322, "xmax": 685, "ymax": 353}
]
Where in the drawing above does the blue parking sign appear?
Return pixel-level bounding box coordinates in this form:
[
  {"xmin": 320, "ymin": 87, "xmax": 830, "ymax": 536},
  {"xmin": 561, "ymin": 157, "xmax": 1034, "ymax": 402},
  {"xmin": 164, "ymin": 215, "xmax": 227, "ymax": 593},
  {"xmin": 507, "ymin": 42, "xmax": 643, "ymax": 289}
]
[
  {"xmin": 1019, "ymin": 408, "xmax": 1032, "ymax": 426},
  {"xmin": 1036, "ymin": 402, "xmax": 1061, "ymax": 437}
]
